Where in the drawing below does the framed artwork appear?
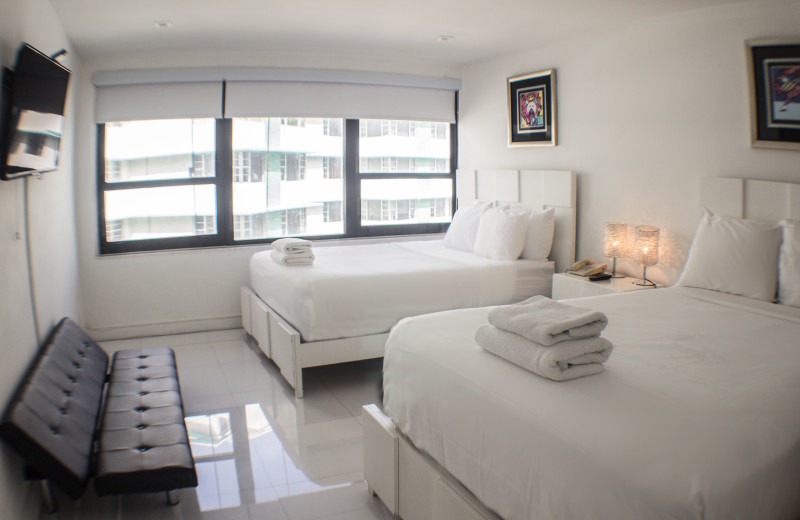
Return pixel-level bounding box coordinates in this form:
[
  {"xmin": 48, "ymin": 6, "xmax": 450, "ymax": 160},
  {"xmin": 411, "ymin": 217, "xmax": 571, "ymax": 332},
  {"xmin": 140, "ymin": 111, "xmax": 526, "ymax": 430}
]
[
  {"xmin": 507, "ymin": 69, "xmax": 556, "ymax": 147},
  {"xmin": 747, "ymin": 39, "xmax": 800, "ymax": 150}
]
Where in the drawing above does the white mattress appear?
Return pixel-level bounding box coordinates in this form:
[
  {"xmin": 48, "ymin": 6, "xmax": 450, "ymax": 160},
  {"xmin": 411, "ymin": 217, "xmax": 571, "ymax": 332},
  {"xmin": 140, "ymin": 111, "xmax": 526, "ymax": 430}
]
[
  {"xmin": 383, "ymin": 287, "xmax": 800, "ymax": 520},
  {"xmin": 250, "ymin": 240, "xmax": 553, "ymax": 342}
]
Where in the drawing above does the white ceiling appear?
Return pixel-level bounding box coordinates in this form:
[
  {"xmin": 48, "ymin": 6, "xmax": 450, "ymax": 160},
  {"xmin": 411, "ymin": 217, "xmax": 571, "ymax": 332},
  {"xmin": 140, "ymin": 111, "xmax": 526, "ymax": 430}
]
[{"xmin": 50, "ymin": 0, "xmax": 748, "ymax": 66}]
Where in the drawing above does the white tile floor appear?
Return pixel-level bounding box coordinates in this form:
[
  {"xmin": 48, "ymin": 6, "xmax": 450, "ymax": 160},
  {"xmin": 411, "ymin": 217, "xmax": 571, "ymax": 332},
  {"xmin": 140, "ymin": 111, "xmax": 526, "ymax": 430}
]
[{"xmin": 44, "ymin": 329, "xmax": 393, "ymax": 520}]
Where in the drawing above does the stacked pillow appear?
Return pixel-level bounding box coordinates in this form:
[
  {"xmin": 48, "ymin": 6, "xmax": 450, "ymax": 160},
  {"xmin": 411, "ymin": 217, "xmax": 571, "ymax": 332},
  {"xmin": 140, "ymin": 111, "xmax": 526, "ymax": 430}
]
[
  {"xmin": 676, "ymin": 209, "xmax": 800, "ymax": 307},
  {"xmin": 443, "ymin": 201, "xmax": 555, "ymax": 261}
]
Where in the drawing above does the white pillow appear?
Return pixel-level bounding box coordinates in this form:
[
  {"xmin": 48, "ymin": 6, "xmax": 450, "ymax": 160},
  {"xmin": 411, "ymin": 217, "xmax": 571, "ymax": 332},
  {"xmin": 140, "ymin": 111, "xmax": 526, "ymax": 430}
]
[
  {"xmin": 444, "ymin": 202, "xmax": 488, "ymax": 252},
  {"xmin": 676, "ymin": 210, "xmax": 782, "ymax": 301},
  {"xmin": 473, "ymin": 207, "xmax": 530, "ymax": 260},
  {"xmin": 521, "ymin": 207, "xmax": 556, "ymax": 261},
  {"xmin": 778, "ymin": 219, "xmax": 800, "ymax": 307}
]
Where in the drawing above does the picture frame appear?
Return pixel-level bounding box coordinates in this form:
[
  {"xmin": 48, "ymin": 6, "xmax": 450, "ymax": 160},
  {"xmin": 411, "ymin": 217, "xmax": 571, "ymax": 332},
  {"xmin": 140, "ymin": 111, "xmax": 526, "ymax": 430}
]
[
  {"xmin": 746, "ymin": 39, "xmax": 800, "ymax": 150},
  {"xmin": 507, "ymin": 69, "xmax": 556, "ymax": 147}
]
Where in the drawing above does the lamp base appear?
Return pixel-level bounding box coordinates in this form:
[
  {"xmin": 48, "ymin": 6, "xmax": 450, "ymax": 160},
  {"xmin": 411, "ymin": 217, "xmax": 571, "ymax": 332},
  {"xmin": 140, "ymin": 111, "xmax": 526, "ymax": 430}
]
[
  {"xmin": 632, "ymin": 265, "xmax": 657, "ymax": 287},
  {"xmin": 608, "ymin": 257, "xmax": 625, "ymax": 278}
]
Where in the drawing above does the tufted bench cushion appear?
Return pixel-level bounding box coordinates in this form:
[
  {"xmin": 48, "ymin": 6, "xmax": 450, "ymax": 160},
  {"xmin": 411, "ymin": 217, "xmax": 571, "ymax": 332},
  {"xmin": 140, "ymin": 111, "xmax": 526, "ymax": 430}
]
[
  {"xmin": 94, "ymin": 348, "xmax": 197, "ymax": 495},
  {"xmin": 0, "ymin": 319, "xmax": 108, "ymax": 499},
  {"xmin": 0, "ymin": 318, "xmax": 197, "ymax": 508}
]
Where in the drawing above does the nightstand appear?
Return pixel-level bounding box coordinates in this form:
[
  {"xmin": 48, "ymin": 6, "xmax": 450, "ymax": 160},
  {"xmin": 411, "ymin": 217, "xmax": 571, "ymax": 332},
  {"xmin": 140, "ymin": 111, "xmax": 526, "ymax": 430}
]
[{"xmin": 551, "ymin": 272, "xmax": 660, "ymax": 300}]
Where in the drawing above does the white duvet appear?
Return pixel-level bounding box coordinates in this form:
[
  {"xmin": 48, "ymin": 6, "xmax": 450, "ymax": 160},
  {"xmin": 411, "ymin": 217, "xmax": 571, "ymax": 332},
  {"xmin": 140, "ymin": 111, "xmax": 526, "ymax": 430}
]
[
  {"xmin": 383, "ymin": 287, "xmax": 800, "ymax": 520},
  {"xmin": 249, "ymin": 240, "xmax": 553, "ymax": 342}
]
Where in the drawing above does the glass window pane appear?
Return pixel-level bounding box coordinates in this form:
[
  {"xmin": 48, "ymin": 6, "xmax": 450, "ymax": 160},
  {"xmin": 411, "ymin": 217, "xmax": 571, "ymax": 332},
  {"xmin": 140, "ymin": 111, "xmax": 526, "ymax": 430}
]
[
  {"xmin": 232, "ymin": 118, "xmax": 344, "ymax": 240},
  {"xmin": 360, "ymin": 178, "xmax": 452, "ymax": 226},
  {"xmin": 104, "ymin": 185, "xmax": 216, "ymax": 242},
  {"xmin": 104, "ymin": 119, "xmax": 216, "ymax": 182},
  {"xmin": 359, "ymin": 120, "xmax": 450, "ymax": 174}
]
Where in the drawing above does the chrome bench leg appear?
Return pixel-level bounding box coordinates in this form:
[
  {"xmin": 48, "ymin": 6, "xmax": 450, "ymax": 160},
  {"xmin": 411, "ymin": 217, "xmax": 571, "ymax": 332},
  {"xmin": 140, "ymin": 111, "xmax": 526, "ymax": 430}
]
[
  {"xmin": 40, "ymin": 479, "xmax": 57, "ymax": 514},
  {"xmin": 166, "ymin": 490, "xmax": 179, "ymax": 506}
]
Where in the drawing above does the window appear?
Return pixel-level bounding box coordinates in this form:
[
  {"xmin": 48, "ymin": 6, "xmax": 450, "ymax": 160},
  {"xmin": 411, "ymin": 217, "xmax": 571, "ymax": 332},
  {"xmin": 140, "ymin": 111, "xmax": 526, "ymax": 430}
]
[
  {"xmin": 194, "ymin": 215, "xmax": 216, "ymax": 235},
  {"xmin": 358, "ymin": 119, "xmax": 453, "ymax": 229},
  {"xmin": 99, "ymin": 118, "xmax": 220, "ymax": 251},
  {"xmin": 234, "ymin": 215, "xmax": 253, "ymax": 239},
  {"xmin": 281, "ymin": 208, "xmax": 306, "ymax": 235},
  {"xmin": 323, "ymin": 157, "xmax": 342, "ymax": 179},
  {"xmin": 280, "ymin": 153, "xmax": 306, "ymax": 181},
  {"xmin": 323, "ymin": 201, "xmax": 342, "ymax": 223},
  {"xmin": 98, "ymin": 117, "xmax": 454, "ymax": 253}
]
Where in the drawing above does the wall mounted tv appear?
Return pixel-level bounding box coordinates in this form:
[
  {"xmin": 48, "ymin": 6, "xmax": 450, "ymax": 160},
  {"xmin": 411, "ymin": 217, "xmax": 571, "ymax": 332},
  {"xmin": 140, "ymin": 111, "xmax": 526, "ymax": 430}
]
[{"xmin": 0, "ymin": 43, "xmax": 71, "ymax": 180}]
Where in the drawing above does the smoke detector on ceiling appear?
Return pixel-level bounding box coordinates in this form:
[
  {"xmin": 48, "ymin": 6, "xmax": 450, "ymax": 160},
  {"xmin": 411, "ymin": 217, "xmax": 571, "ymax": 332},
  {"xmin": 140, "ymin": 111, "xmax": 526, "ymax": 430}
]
[
  {"xmin": 435, "ymin": 35, "xmax": 455, "ymax": 42},
  {"xmin": 154, "ymin": 20, "xmax": 173, "ymax": 29}
]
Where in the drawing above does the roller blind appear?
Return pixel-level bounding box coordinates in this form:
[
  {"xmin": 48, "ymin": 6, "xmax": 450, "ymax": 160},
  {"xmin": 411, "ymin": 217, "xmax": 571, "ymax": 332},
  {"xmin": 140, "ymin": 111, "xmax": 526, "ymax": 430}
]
[
  {"xmin": 225, "ymin": 81, "xmax": 456, "ymax": 123},
  {"xmin": 95, "ymin": 82, "xmax": 223, "ymax": 122}
]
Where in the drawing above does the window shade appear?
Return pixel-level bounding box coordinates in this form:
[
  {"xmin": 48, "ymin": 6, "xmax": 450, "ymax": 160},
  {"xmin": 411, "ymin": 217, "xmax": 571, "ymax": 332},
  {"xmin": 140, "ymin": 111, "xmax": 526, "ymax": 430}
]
[
  {"xmin": 95, "ymin": 82, "xmax": 223, "ymax": 122},
  {"xmin": 224, "ymin": 81, "xmax": 456, "ymax": 123}
]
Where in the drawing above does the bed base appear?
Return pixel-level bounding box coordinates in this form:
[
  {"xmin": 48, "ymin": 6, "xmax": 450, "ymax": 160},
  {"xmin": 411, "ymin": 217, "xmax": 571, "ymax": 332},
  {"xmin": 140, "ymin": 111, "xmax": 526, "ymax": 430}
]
[
  {"xmin": 241, "ymin": 287, "xmax": 387, "ymax": 398},
  {"xmin": 362, "ymin": 404, "xmax": 501, "ymax": 520}
]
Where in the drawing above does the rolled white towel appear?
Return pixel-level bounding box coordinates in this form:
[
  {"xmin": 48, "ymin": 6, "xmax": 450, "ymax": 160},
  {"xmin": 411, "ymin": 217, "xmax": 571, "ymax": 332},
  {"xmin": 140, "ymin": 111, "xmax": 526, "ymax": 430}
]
[
  {"xmin": 271, "ymin": 249, "xmax": 315, "ymax": 266},
  {"xmin": 489, "ymin": 295, "xmax": 608, "ymax": 346},
  {"xmin": 272, "ymin": 237, "xmax": 313, "ymax": 253},
  {"xmin": 475, "ymin": 325, "xmax": 613, "ymax": 382}
]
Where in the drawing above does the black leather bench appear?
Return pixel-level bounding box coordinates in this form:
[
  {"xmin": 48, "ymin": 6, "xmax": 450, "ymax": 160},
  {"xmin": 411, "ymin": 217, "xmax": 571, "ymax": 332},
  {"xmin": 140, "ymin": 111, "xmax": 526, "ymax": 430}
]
[{"xmin": 0, "ymin": 318, "xmax": 197, "ymax": 512}]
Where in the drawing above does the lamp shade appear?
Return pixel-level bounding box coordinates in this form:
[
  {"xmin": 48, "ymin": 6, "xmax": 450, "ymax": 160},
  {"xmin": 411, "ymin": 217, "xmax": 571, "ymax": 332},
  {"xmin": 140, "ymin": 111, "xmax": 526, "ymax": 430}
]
[
  {"xmin": 604, "ymin": 222, "xmax": 627, "ymax": 258},
  {"xmin": 633, "ymin": 225, "xmax": 659, "ymax": 266}
]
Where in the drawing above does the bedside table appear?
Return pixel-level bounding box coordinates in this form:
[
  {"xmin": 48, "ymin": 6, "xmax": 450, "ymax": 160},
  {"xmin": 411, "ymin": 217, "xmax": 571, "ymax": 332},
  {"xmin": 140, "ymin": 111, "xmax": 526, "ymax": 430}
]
[{"xmin": 551, "ymin": 272, "xmax": 660, "ymax": 300}]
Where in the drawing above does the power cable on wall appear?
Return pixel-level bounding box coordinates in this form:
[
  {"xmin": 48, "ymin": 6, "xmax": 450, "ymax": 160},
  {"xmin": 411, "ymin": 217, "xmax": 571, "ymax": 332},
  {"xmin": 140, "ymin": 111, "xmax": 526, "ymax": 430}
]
[{"xmin": 23, "ymin": 176, "xmax": 42, "ymax": 345}]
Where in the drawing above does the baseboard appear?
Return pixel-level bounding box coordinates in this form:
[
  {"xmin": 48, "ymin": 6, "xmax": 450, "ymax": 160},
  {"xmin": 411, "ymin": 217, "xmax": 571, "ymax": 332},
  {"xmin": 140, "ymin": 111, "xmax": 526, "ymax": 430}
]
[{"xmin": 86, "ymin": 315, "xmax": 242, "ymax": 341}]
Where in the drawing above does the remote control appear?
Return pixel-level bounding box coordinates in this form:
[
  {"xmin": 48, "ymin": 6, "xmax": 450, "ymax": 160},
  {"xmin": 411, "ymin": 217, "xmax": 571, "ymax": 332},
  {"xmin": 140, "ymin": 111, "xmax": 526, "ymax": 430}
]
[{"xmin": 589, "ymin": 272, "xmax": 612, "ymax": 281}]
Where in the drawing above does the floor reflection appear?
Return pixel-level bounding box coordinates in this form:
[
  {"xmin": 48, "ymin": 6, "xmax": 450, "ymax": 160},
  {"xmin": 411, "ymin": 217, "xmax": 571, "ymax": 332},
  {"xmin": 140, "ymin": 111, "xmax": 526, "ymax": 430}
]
[{"xmin": 186, "ymin": 399, "xmax": 362, "ymax": 513}]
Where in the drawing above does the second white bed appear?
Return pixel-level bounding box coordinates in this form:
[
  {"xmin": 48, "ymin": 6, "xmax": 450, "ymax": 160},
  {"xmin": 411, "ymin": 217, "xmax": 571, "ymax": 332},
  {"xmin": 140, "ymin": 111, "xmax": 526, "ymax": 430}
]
[
  {"xmin": 250, "ymin": 239, "xmax": 553, "ymax": 342},
  {"xmin": 382, "ymin": 287, "xmax": 800, "ymax": 519}
]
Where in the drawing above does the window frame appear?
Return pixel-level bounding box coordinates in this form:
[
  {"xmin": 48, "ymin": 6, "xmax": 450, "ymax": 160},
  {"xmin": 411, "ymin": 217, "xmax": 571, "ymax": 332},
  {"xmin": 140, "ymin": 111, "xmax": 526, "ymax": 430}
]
[{"xmin": 97, "ymin": 115, "xmax": 457, "ymax": 254}]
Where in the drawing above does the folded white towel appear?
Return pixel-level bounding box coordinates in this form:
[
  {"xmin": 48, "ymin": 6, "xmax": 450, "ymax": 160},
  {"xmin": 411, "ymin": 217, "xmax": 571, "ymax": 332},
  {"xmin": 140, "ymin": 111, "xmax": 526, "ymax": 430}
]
[
  {"xmin": 272, "ymin": 237, "xmax": 313, "ymax": 253},
  {"xmin": 475, "ymin": 325, "xmax": 613, "ymax": 382},
  {"xmin": 271, "ymin": 249, "xmax": 315, "ymax": 266},
  {"xmin": 489, "ymin": 295, "xmax": 608, "ymax": 346}
]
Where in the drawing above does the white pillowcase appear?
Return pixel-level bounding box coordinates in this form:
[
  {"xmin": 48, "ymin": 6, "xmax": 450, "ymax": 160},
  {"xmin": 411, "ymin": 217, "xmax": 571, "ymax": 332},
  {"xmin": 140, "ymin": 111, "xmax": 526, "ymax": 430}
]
[
  {"xmin": 443, "ymin": 202, "xmax": 488, "ymax": 252},
  {"xmin": 520, "ymin": 207, "xmax": 556, "ymax": 261},
  {"xmin": 676, "ymin": 211, "xmax": 782, "ymax": 301},
  {"xmin": 473, "ymin": 207, "xmax": 530, "ymax": 261},
  {"xmin": 778, "ymin": 220, "xmax": 800, "ymax": 308}
]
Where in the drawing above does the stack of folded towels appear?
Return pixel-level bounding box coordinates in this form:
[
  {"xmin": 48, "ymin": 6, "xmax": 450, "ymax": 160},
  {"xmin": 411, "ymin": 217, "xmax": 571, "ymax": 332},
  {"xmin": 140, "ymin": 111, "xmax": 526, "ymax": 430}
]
[
  {"xmin": 270, "ymin": 238, "xmax": 315, "ymax": 266},
  {"xmin": 475, "ymin": 295, "xmax": 613, "ymax": 381}
]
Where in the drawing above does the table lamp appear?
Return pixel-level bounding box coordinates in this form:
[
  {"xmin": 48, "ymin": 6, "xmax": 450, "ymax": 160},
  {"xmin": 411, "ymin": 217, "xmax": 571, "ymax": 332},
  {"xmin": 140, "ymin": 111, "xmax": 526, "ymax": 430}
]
[
  {"xmin": 633, "ymin": 225, "xmax": 658, "ymax": 287},
  {"xmin": 603, "ymin": 222, "xmax": 627, "ymax": 278}
]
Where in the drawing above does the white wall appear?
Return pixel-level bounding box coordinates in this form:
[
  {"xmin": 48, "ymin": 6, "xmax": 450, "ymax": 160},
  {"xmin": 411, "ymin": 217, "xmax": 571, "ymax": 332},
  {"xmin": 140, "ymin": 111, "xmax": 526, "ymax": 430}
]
[
  {"xmin": 459, "ymin": 0, "xmax": 800, "ymax": 284},
  {"xmin": 74, "ymin": 52, "xmax": 461, "ymax": 339},
  {"xmin": 0, "ymin": 0, "xmax": 80, "ymax": 517}
]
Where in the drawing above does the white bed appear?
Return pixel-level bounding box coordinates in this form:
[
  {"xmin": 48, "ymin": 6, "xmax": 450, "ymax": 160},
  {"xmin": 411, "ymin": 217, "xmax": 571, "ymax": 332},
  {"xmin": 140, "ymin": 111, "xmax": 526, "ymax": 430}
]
[
  {"xmin": 249, "ymin": 240, "xmax": 553, "ymax": 342},
  {"xmin": 241, "ymin": 169, "xmax": 577, "ymax": 397},
  {"xmin": 363, "ymin": 177, "xmax": 800, "ymax": 520},
  {"xmin": 379, "ymin": 288, "xmax": 800, "ymax": 519}
]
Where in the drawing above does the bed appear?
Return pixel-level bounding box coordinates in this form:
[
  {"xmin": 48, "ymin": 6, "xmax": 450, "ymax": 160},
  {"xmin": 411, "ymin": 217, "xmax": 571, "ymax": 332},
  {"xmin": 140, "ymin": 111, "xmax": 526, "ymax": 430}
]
[
  {"xmin": 241, "ymin": 169, "xmax": 577, "ymax": 397},
  {"xmin": 363, "ymin": 177, "xmax": 800, "ymax": 520}
]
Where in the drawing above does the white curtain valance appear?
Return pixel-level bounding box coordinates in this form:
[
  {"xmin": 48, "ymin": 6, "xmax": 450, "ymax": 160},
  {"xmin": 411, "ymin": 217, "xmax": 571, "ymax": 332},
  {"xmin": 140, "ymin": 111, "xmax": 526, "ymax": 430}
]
[
  {"xmin": 224, "ymin": 81, "xmax": 456, "ymax": 123},
  {"xmin": 95, "ymin": 82, "xmax": 223, "ymax": 123}
]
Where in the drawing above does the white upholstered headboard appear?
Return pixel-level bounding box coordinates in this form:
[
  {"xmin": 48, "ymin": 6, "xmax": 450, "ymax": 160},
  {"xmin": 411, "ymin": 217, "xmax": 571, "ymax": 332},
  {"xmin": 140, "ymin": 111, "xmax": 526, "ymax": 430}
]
[
  {"xmin": 701, "ymin": 177, "xmax": 800, "ymax": 221},
  {"xmin": 456, "ymin": 169, "xmax": 577, "ymax": 273}
]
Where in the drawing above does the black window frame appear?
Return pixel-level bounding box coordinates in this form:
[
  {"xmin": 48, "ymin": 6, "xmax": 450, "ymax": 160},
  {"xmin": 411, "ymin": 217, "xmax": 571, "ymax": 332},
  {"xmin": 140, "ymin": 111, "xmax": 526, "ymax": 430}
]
[{"xmin": 97, "ymin": 113, "xmax": 457, "ymax": 254}]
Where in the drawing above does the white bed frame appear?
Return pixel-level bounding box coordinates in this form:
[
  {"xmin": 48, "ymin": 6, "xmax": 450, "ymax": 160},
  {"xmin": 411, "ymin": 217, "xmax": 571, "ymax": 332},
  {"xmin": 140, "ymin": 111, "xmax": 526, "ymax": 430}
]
[
  {"xmin": 362, "ymin": 176, "xmax": 800, "ymax": 520},
  {"xmin": 241, "ymin": 169, "xmax": 576, "ymax": 398}
]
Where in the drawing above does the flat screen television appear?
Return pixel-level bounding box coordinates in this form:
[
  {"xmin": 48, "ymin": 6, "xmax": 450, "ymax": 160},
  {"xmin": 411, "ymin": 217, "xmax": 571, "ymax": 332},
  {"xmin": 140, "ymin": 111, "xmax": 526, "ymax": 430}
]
[{"xmin": 0, "ymin": 43, "xmax": 71, "ymax": 180}]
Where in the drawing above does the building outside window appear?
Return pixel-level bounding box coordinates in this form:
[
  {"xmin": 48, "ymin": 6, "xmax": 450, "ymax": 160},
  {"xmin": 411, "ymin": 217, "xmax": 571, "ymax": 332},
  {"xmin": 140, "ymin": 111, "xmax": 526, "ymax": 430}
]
[
  {"xmin": 323, "ymin": 201, "xmax": 342, "ymax": 223},
  {"xmin": 98, "ymin": 117, "xmax": 453, "ymax": 253}
]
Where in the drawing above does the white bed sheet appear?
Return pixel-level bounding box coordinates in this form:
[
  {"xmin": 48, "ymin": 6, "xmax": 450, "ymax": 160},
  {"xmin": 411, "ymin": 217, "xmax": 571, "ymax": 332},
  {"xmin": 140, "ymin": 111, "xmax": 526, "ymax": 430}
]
[
  {"xmin": 383, "ymin": 287, "xmax": 800, "ymax": 520},
  {"xmin": 250, "ymin": 240, "xmax": 553, "ymax": 342}
]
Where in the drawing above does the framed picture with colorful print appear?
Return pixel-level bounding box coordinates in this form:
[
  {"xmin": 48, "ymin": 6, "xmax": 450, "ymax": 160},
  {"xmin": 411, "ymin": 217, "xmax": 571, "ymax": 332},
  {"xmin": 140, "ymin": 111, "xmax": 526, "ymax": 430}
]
[
  {"xmin": 747, "ymin": 39, "xmax": 800, "ymax": 150},
  {"xmin": 507, "ymin": 69, "xmax": 556, "ymax": 147}
]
